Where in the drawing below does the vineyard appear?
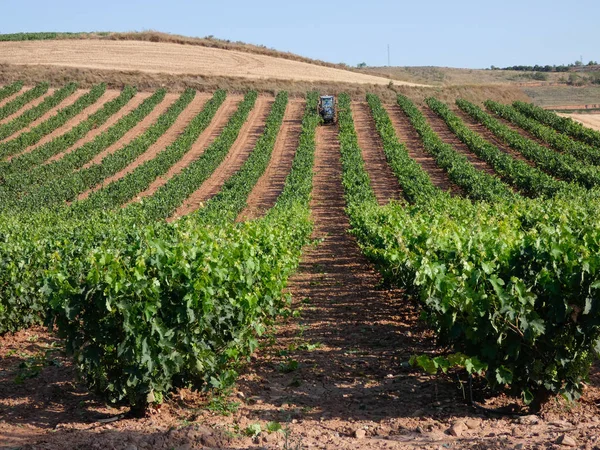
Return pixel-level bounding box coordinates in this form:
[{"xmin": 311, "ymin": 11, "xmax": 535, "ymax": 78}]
[{"xmin": 2, "ymin": 78, "xmax": 600, "ymax": 448}]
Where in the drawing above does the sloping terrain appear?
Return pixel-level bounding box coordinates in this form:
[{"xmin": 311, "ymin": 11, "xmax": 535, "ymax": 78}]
[{"xmin": 0, "ymin": 40, "xmax": 424, "ymax": 87}]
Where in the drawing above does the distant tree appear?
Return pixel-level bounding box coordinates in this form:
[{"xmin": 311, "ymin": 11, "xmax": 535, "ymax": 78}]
[
  {"xmin": 357, "ymin": 62, "xmax": 367, "ymax": 68},
  {"xmin": 568, "ymin": 73, "xmax": 584, "ymax": 86},
  {"xmin": 575, "ymin": 60, "xmax": 583, "ymax": 67},
  {"xmin": 589, "ymin": 60, "xmax": 599, "ymax": 66}
]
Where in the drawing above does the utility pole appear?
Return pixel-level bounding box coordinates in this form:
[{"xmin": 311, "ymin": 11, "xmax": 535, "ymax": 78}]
[{"xmin": 387, "ymin": 44, "xmax": 391, "ymax": 67}]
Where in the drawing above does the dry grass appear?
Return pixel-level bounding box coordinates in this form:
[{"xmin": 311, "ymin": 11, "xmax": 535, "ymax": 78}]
[
  {"xmin": 0, "ymin": 63, "xmax": 529, "ymax": 106},
  {"xmin": 360, "ymin": 66, "xmax": 572, "ymax": 86},
  {"xmin": 523, "ymin": 85, "xmax": 600, "ymax": 107},
  {"xmin": 20, "ymin": 30, "xmax": 358, "ymax": 74},
  {"xmin": 0, "ymin": 40, "xmax": 414, "ymax": 86}
]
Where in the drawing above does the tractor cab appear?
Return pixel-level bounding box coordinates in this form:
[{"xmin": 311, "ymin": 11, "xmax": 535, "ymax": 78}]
[{"xmin": 318, "ymin": 95, "xmax": 336, "ymax": 124}]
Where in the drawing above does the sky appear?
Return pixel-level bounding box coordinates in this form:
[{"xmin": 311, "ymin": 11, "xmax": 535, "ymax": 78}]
[{"xmin": 1, "ymin": 0, "xmax": 598, "ymax": 69}]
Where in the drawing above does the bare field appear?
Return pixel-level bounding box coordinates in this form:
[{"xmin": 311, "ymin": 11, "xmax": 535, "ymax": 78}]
[
  {"xmin": 559, "ymin": 112, "xmax": 600, "ymax": 131},
  {"xmin": 0, "ymin": 40, "xmax": 426, "ymax": 87}
]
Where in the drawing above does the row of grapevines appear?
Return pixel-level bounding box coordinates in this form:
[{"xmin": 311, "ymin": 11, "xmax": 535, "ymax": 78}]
[
  {"xmin": 0, "ymin": 83, "xmax": 107, "ymax": 161},
  {"xmin": 397, "ymin": 95, "xmax": 516, "ymax": 202},
  {"xmin": 138, "ymin": 91, "xmax": 288, "ymax": 222},
  {"xmin": 0, "ymin": 82, "xmax": 48, "ymax": 121},
  {"xmin": 459, "ymin": 100, "xmax": 600, "ymax": 189},
  {"xmin": 184, "ymin": 92, "xmax": 287, "ymax": 223},
  {"xmin": 337, "ymin": 94, "xmax": 378, "ymax": 209},
  {"xmin": 0, "ymin": 81, "xmax": 24, "ymax": 102},
  {"xmin": 0, "ymin": 82, "xmax": 78, "ymax": 141},
  {"xmin": 513, "ymin": 100, "xmax": 600, "ymax": 149},
  {"xmin": 486, "ymin": 100, "xmax": 600, "ymax": 167},
  {"xmin": 0, "ymin": 89, "xmax": 166, "ymax": 195},
  {"xmin": 428, "ymin": 97, "xmax": 566, "ymax": 198},
  {"xmin": 0, "ymin": 92, "xmax": 319, "ymax": 410},
  {"xmin": 0, "ymin": 85, "xmax": 133, "ymax": 179},
  {"xmin": 342, "ymin": 93, "xmax": 600, "ymax": 409},
  {"xmin": 0, "ymin": 32, "xmax": 68, "ymax": 41},
  {"xmin": 365, "ymin": 93, "xmax": 438, "ymax": 203},
  {"xmin": 74, "ymin": 89, "xmax": 231, "ymax": 215},
  {"xmin": 5, "ymin": 89, "xmax": 196, "ymax": 212}
]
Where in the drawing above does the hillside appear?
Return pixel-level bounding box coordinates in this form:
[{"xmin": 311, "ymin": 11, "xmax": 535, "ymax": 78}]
[{"xmin": 0, "ymin": 40, "xmax": 419, "ymax": 87}]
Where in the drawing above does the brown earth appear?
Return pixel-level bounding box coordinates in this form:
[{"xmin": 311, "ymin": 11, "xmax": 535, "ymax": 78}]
[
  {"xmin": 126, "ymin": 95, "xmax": 243, "ymax": 205},
  {"xmin": 77, "ymin": 93, "xmax": 212, "ymax": 200},
  {"xmin": 170, "ymin": 97, "xmax": 272, "ymax": 219},
  {"xmin": 78, "ymin": 93, "xmax": 179, "ymax": 170},
  {"xmin": 384, "ymin": 103, "xmax": 462, "ymax": 195},
  {"xmin": 4, "ymin": 90, "xmax": 118, "ymax": 162},
  {"xmin": 237, "ymin": 99, "xmax": 305, "ymax": 221},
  {"xmin": 0, "ymin": 41, "xmax": 424, "ymax": 87},
  {"xmin": 559, "ymin": 112, "xmax": 600, "ymax": 131},
  {"xmin": 45, "ymin": 92, "xmax": 150, "ymax": 164},
  {"xmin": 4, "ymin": 124, "xmax": 600, "ymax": 449},
  {"xmin": 0, "ymin": 89, "xmax": 58, "ymax": 138},
  {"xmin": 0, "ymin": 88, "xmax": 54, "ymax": 126},
  {"xmin": 350, "ymin": 101, "xmax": 403, "ymax": 205}
]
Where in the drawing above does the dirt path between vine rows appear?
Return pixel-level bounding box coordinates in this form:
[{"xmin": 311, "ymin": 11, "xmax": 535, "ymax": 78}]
[
  {"xmin": 350, "ymin": 101, "xmax": 403, "ymax": 205},
  {"xmin": 126, "ymin": 95, "xmax": 243, "ymax": 205},
  {"xmin": 0, "ymin": 88, "xmax": 53, "ymax": 126},
  {"xmin": 77, "ymin": 93, "xmax": 211, "ymax": 200},
  {"xmin": 5, "ymin": 90, "xmax": 119, "ymax": 162},
  {"xmin": 46, "ymin": 92, "xmax": 150, "ymax": 164},
  {"xmin": 385, "ymin": 104, "xmax": 462, "ymax": 195},
  {"xmin": 0, "ymin": 90, "xmax": 59, "ymax": 139},
  {"xmin": 170, "ymin": 96, "xmax": 272, "ymax": 219},
  {"xmin": 78, "ymin": 93, "xmax": 179, "ymax": 170},
  {"xmin": 237, "ymin": 99, "xmax": 305, "ymax": 221}
]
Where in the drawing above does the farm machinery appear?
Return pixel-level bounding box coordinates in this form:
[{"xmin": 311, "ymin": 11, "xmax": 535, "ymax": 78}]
[{"xmin": 318, "ymin": 95, "xmax": 336, "ymax": 124}]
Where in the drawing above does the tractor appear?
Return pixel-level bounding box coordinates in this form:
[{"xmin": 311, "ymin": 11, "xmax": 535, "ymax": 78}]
[{"xmin": 318, "ymin": 95, "xmax": 336, "ymax": 124}]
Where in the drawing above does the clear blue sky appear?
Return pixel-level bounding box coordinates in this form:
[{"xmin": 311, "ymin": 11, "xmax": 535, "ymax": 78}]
[{"xmin": 1, "ymin": 0, "xmax": 598, "ymax": 69}]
